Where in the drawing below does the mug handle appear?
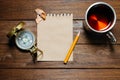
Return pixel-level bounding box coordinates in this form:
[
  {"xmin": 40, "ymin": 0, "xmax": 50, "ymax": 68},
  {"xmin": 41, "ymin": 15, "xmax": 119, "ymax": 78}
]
[{"xmin": 106, "ymin": 31, "xmax": 116, "ymax": 44}]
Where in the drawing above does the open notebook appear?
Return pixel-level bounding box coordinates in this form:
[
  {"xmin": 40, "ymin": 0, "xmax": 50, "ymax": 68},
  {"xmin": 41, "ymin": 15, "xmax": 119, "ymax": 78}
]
[{"xmin": 37, "ymin": 14, "xmax": 73, "ymax": 61}]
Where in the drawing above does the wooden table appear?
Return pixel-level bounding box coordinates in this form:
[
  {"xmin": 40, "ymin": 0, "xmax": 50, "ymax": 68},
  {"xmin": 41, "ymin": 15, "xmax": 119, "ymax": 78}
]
[{"xmin": 0, "ymin": 0, "xmax": 120, "ymax": 80}]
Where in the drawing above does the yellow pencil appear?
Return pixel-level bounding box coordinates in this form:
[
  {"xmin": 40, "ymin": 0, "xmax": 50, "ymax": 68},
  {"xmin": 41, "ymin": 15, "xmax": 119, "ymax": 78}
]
[{"xmin": 64, "ymin": 31, "xmax": 80, "ymax": 64}]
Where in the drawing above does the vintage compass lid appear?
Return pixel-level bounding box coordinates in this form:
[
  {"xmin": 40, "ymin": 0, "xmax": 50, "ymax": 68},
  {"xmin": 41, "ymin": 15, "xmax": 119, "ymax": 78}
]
[{"xmin": 15, "ymin": 30, "xmax": 35, "ymax": 50}]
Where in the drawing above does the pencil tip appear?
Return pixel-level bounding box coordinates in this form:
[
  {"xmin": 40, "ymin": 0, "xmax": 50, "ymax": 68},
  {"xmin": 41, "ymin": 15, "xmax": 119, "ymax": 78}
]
[
  {"xmin": 77, "ymin": 31, "xmax": 80, "ymax": 36},
  {"xmin": 64, "ymin": 62, "xmax": 67, "ymax": 65}
]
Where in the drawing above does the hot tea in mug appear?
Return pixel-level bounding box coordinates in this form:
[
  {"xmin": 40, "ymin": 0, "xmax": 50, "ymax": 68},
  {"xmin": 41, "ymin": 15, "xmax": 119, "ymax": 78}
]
[{"xmin": 85, "ymin": 2, "xmax": 116, "ymax": 43}]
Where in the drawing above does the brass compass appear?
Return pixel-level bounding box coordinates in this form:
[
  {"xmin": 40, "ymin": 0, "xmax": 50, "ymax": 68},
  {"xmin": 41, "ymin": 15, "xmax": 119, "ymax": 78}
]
[
  {"xmin": 7, "ymin": 22, "xmax": 43, "ymax": 62},
  {"xmin": 7, "ymin": 8, "xmax": 46, "ymax": 62}
]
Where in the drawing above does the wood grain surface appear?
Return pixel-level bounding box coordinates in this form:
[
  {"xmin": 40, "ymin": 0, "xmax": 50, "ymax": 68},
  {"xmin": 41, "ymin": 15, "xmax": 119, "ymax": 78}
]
[
  {"xmin": 0, "ymin": 0, "xmax": 120, "ymax": 80},
  {"xmin": 0, "ymin": 44, "xmax": 120, "ymax": 69},
  {"xmin": 0, "ymin": 0, "xmax": 120, "ymax": 20},
  {"xmin": 0, "ymin": 69, "xmax": 120, "ymax": 80},
  {"xmin": 0, "ymin": 20, "xmax": 120, "ymax": 44}
]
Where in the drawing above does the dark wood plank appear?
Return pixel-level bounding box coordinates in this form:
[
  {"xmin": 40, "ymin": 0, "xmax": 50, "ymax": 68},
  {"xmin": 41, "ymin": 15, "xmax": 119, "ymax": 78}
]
[
  {"xmin": 0, "ymin": 69, "xmax": 120, "ymax": 80},
  {"xmin": 0, "ymin": 44, "xmax": 120, "ymax": 68},
  {"xmin": 0, "ymin": 20, "xmax": 120, "ymax": 44},
  {"xmin": 0, "ymin": 0, "xmax": 120, "ymax": 19}
]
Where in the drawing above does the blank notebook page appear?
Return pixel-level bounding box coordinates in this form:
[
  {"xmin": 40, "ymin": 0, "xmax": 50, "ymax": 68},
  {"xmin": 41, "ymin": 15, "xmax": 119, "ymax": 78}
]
[{"xmin": 37, "ymin": 14, "xmax": 73, "ymax": 61}]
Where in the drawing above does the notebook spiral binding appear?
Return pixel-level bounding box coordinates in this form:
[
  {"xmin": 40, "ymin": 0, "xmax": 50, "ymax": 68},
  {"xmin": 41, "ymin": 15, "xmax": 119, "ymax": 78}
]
[{"xmin": 47, "ymin": 13, "xmax": 73, "ymax": 17}]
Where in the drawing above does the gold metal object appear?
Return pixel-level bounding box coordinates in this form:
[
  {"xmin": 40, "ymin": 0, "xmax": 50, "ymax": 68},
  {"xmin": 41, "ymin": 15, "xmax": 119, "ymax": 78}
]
[
  {"xmin": 7, "ymin": 22, "xmax": 43, "ymax": 62},
  {"xmin": 30, "ymin": 44, "xmax": 43, "ymax": 55},
  {"xmin": 7, "ymin": 22, "xmax": 25, "ymax": 38}
]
